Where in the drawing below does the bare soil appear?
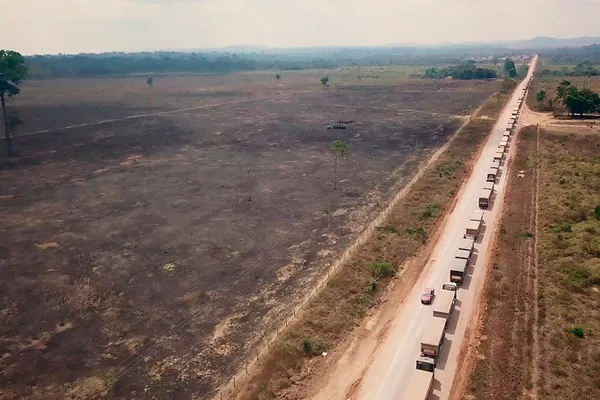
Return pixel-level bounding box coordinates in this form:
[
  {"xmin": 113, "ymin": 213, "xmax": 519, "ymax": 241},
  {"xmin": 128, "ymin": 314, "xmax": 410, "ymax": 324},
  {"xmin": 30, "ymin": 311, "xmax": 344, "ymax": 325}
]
[{"xmin": 0, "ymin": 74, "xmax": 495, "ymax": 399}]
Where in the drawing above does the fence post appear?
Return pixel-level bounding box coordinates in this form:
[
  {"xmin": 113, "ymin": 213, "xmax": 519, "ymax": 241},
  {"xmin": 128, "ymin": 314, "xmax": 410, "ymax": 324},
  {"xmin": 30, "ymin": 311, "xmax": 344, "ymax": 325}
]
[{"xmin": 233, "ymin": 377, "xmax": 236, "ymax": 388}]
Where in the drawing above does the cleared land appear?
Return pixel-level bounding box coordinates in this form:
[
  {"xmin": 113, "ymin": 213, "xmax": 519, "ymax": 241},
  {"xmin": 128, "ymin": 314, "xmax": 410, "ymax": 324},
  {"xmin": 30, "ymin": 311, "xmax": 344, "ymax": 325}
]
[
  {"xmin": 0, "ymin": 71, "xmax": 496, "ymax": 399},
  {"xmin": 464, "ymin": 121, "xmax": 600, "ymax": 399}
]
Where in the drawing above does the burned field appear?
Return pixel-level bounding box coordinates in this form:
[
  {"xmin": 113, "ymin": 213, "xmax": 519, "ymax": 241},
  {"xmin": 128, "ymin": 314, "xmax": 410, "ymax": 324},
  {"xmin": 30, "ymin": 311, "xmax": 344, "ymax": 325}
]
[{"xmin": 0, "ymin": 73, "xmax": 495, "ymax": 399}]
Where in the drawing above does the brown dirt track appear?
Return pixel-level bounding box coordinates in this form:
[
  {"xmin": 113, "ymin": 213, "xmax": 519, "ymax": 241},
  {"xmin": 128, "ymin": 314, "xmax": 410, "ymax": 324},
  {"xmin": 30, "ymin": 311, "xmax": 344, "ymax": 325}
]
[{"xmin": 0, "ymin": 73, "xmax": 495, "ymax": 399}]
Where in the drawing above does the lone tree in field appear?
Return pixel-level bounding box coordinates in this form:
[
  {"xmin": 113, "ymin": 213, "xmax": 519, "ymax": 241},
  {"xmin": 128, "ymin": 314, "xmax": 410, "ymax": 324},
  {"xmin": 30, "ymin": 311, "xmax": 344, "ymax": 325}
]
[
  {"xmin": 320, "ymin": 76, "xmax": 329, "ymax": 89},
  {"xmin": 275, "ymin": 74, "xmax": 281, "ymax": 82},
  {"xmin": 503, "ymin": 58, "xmax": 517, "ymax": 78},
  {"xmin": 146, "ymin": 76, "xmax": 154, "ymax": 87},
  {"xmin": 536, "ymin": 90, "xmax": 547, "ymax": 103},
  {"xmin": 329, "ymin": 140, "xmax": 349, "ymax": 190},
  {"xmin": 0, "ymin": 50, "xmax": 28, "ymax": 157}
]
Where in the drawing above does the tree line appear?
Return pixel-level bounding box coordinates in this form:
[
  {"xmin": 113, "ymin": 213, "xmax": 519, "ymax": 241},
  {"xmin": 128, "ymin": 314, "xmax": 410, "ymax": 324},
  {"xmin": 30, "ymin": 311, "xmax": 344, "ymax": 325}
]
[
  {"xmin": 24, "ymin": 51, "xmax": 473, "ymax": 79},
  {"xmin": 423, "ymin": 60, "xmax": 497, "ymax": 80},
  {"xmin": 536, "ymin": 80, "xmax": 600, "ymax": 116},
  {"xmin": 541, "ymin": 44, "xmax": 600, "ymax": 64},
  {"xmin": 538, "ymin": 61, "xmax": 600, "ymax": 77}
]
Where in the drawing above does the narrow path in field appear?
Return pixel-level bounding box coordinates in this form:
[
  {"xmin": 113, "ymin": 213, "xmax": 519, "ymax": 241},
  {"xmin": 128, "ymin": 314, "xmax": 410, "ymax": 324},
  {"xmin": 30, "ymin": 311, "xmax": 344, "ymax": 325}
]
[{"xmin": 12, "ymin": 90, "xmax": 313, "ymax": 138}]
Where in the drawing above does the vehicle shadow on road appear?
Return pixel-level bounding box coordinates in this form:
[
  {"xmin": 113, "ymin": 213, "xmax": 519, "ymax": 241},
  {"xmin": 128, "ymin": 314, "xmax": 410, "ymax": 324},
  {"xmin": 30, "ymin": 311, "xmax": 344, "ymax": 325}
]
[
  {"xmin": 475, "ymin": 225, "xmax": 487, "ymax": 244},
  {"xmin": 435, "ymin": 336, "xmax": 453, "ymax": 371},
  {"xmin": 444, "ymin": 304, "xmax": 461, "ymax": 336},
  {"xmin": 430, "ymin": 379, "xmax": 442, "ymax": 400}
]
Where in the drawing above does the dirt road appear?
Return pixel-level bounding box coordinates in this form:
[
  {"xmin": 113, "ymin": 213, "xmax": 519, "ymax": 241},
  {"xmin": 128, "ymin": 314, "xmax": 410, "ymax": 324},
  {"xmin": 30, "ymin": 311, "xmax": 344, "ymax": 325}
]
[{"xmin": 314, "ymin": 56, "xmax": 538, "ymax": 400}]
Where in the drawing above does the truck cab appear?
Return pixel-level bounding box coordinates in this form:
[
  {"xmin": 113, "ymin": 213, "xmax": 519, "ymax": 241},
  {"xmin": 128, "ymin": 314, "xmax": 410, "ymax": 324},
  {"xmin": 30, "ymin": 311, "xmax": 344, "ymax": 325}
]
[{"xmin": 416, "ymin": 356, "xmax": 436, "ymax": 372}]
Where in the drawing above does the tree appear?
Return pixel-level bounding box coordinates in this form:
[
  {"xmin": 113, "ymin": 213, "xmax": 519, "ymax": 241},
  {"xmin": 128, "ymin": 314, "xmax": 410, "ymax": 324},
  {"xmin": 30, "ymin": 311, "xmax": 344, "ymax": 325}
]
[
  {"xmin": 561, "ymin": 85, "xmax": 600, "ymax": 116},
  {"xmin": 320, "ymin": 76, "xmax": 329, "ymax": 88},
  {"xmin": 146, "ymin": 76, "xmax": 153, "ymax": 87},
  {"xmin": 536, "ymin": 90, "xmax": 547, "ymax": 103},
  {"xmin": 503, "ymin": 58, "xmax": 517, "ymax": 78},
  {"xmin": 555, "ymin": 80, "xmax": 571, "ymax": 101},
  {"xmin": 329, "ymin": 140, "xmax": 349, "ymax": 189},
  {"xmin": 275, "ymin": 74, "xmax": 281, "ymax": 82},
  {"xmin": 0, "ymin": 50, "xmax": 28, "ymax": 157}
]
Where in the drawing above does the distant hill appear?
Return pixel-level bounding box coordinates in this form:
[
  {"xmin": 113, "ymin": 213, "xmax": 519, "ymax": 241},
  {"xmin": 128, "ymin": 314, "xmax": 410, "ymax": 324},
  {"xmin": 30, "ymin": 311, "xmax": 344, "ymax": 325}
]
[
  {"xmin": 493, "ymin": 36, "xmax": 600, "ymax": 49},
  {"xmin": 167, "ymin": 37, "xmax": 600, "ymax": 55}
]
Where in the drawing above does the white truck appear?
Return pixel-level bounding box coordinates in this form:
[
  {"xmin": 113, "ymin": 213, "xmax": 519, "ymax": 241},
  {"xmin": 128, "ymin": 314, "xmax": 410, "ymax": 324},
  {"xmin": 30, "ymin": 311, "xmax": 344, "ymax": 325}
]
[
  {"xmin": 449, "ymin": 256, "xmax": 468, "ymax": 285},
  {"xmin": 459, "ymin": 237, "xmax": 475, "ymax": 255},
  {"xmin": 420, "ymin": 317, "xmax": 446, "ymax": 359},
  {"xmin": 464, "ymin": 220, "xmax": 481, "ymax": 240},
  {"xmin": 432, "ymin": 286, "xmax": 456, "ymax": 322},
  {"xmin": 478, "ymin": 188, "xmax": 491, "ymax": 209},
  {"xmin": 483, "ymin": 181, "xmax": 494, "ymax": 192},
  {"xmin": 493, "ymin": 152, "xmax": 503, "ymax": 162},
  {"xmin": 486, "ymin": 166, "xmax": 498, "ymax": 182},
  {"xmin": 402, "ymin": 369, "xmax": 434, "ymax": 400},
  {"xmin": 498, "ymin": 144, "xmax": 506, "ymax": 154}
]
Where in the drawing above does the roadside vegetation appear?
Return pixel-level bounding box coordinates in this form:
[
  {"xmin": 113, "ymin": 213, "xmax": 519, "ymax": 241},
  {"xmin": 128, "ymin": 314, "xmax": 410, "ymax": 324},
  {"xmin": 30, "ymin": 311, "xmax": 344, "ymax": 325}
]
[
  {"xmin": 536, "ymin": 128, "xmax": 600, "ymax": 398},
  {"xmin": 231, "ymin": 85, "xmax": 513, "ymax": 400}
]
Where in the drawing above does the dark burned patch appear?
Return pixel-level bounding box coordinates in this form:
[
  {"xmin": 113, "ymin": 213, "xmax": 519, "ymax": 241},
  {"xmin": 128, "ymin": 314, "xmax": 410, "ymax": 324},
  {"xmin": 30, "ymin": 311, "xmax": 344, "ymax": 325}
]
[{"xmin": 0, "ymin": 77, "xmax": 495, "ymax": 399}]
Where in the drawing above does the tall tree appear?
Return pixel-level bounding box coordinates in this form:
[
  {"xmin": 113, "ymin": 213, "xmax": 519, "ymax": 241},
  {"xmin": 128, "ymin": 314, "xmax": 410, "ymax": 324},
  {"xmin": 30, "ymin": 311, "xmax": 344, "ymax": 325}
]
[
  {"xmin": 0, "ymin": 50, "xmax": 28, "ymax": 157},
  {"xmin": 536, "ymin": 90, "xmax": 547, "ymax": 103},
  {"xmin": 503, "ymin": 58, "xmax": 517, "ymax": 78},
  {"xmin": 329, "ymin": 140, "xmax": 349, "ymax": 190},
  {"xmin": 320, "ymin": 76, "xmax": 329, "ymax": 88}
]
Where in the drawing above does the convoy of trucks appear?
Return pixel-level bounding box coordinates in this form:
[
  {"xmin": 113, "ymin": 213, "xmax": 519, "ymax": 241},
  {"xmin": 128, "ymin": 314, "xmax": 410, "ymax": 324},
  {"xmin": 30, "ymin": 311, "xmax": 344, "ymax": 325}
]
[{"xmin": 405, "ymin": 71, "xmax": 529, "ymax": 400}]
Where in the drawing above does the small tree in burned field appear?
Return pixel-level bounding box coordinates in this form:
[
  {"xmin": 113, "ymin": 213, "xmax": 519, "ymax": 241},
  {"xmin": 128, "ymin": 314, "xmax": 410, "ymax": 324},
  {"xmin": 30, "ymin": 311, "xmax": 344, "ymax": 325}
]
[
  {"xmin": 0, "ymin": 49, "xmax": 28, "ymax": 157},
  {"xmin": 329, "ymin": 140, "xmax": 349, "ymax": 190},
  {"xmin": 275, "ymin": 74, "xmax": 281, "ymax": 82},
  {"xmin": 320, "ymin": 76, "xmax": 329, "ymax": 89},
  {"xmin": 147, "ymin": 76, "xmax": 154, "ymax": 87}
]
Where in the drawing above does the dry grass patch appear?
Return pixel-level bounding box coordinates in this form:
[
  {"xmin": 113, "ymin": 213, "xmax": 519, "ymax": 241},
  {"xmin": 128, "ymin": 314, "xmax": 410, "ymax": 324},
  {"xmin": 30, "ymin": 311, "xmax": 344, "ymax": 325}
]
[
  {"xmin": 536, "ymin": 128, "xmax": 600, "ymax": 398},
  {"xmin": 466, "ymin": 125, "xmax": 538, "ymax": 398},
  {"xmin": 234, "ymin": 89, "xmax": 512, "ymax": 400}
]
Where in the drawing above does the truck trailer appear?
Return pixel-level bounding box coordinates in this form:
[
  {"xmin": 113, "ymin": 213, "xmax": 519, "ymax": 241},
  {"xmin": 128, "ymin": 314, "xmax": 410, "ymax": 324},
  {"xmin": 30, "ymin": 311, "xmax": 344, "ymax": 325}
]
[
  {"xmin": 402, "ymin": 369, "xmax": 434, "ymax": 400},
  {"xmin": 420, "ymin": 317, "xmax": 446, "ymax": 358},
  {"xmin": 456, "ymin": 248, "xmax": 471, "ymax": 260},
  {"xmin": 493, "ymin": 152, "xmax": 503, "ymax": 162},
  {"xmin": 498, "ymin": 145, "xmax": 506, "ymax": 154},
  {"xmin": 478, "ymin": 189, "xmax": 491, "ymax": 209},
  {"xmin": 433, "ymin": 289, "xmax": 456, "ymax": 322},
  {"xmin": 459, "ymin": 237, "xmax": 475, "ymax": 255},
  {"xmin": 464, "ymin": 220, "xmax": 481, "ymax": 240},
  {"xmin": 483, "ymin": 181, "xmax": 494, "ymax": 192},
  {"xmin": 486, "ymin": 167, "xmax": 498, "ymax": 182},
  {"xmin": 449, "ymin": 257, "xmax": 468, "ymax": 285}
]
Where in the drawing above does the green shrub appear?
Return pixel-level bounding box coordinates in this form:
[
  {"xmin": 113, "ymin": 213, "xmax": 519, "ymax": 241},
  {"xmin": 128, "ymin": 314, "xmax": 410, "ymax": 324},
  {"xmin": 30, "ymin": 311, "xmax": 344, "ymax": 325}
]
[
  {"xmin": 570, "ymin": 327, "xmax": 585, "ymax": 338},
  {"xmin": 595, "ymin": 205, "xmax": 600, "ymax": 220},
  {"xmin": 367, "ymin": 279, "xmax": 378, "ymax": 294},
  {"xmin": 421, "ymin": 203, "xmax": 439, "ymax": 219},
  {"xmin": 301, "ymin": 337, "xmax": 328, "ymax": 356},
  {"xmin": 370, "ymin": 262, "xmax": 396, "ymax": 279},
  {"xmin": 518, "ymin": 232, "xmax": 534, "ymax": 238}
]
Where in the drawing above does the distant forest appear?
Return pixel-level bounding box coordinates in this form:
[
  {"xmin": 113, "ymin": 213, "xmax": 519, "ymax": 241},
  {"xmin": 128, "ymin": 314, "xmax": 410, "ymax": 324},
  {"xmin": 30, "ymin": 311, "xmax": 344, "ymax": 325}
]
[
  {"xmin": 24, "ymin": 46, "xmax": 514, "ymax": 79},
  {"xmin": 540, "ymin": 44, "xmax": 600, "ymax": 64},
  {"xmin": 22, "ymin": 44, "xmax": 600, "ymax": 79}
]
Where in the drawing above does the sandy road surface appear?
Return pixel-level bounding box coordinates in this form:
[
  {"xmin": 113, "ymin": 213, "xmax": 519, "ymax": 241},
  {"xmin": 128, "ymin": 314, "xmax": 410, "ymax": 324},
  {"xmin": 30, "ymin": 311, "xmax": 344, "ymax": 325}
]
[{"xmin": 314, "ymin": 56, "xmax": 538, "ymax": 400}]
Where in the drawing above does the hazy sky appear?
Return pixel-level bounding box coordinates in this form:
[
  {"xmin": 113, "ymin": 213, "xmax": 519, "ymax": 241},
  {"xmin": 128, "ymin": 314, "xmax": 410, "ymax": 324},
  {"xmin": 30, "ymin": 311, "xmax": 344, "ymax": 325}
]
[{"xmin": 3, "ymin": 0, "xmax": 600, "ymax": 55}]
